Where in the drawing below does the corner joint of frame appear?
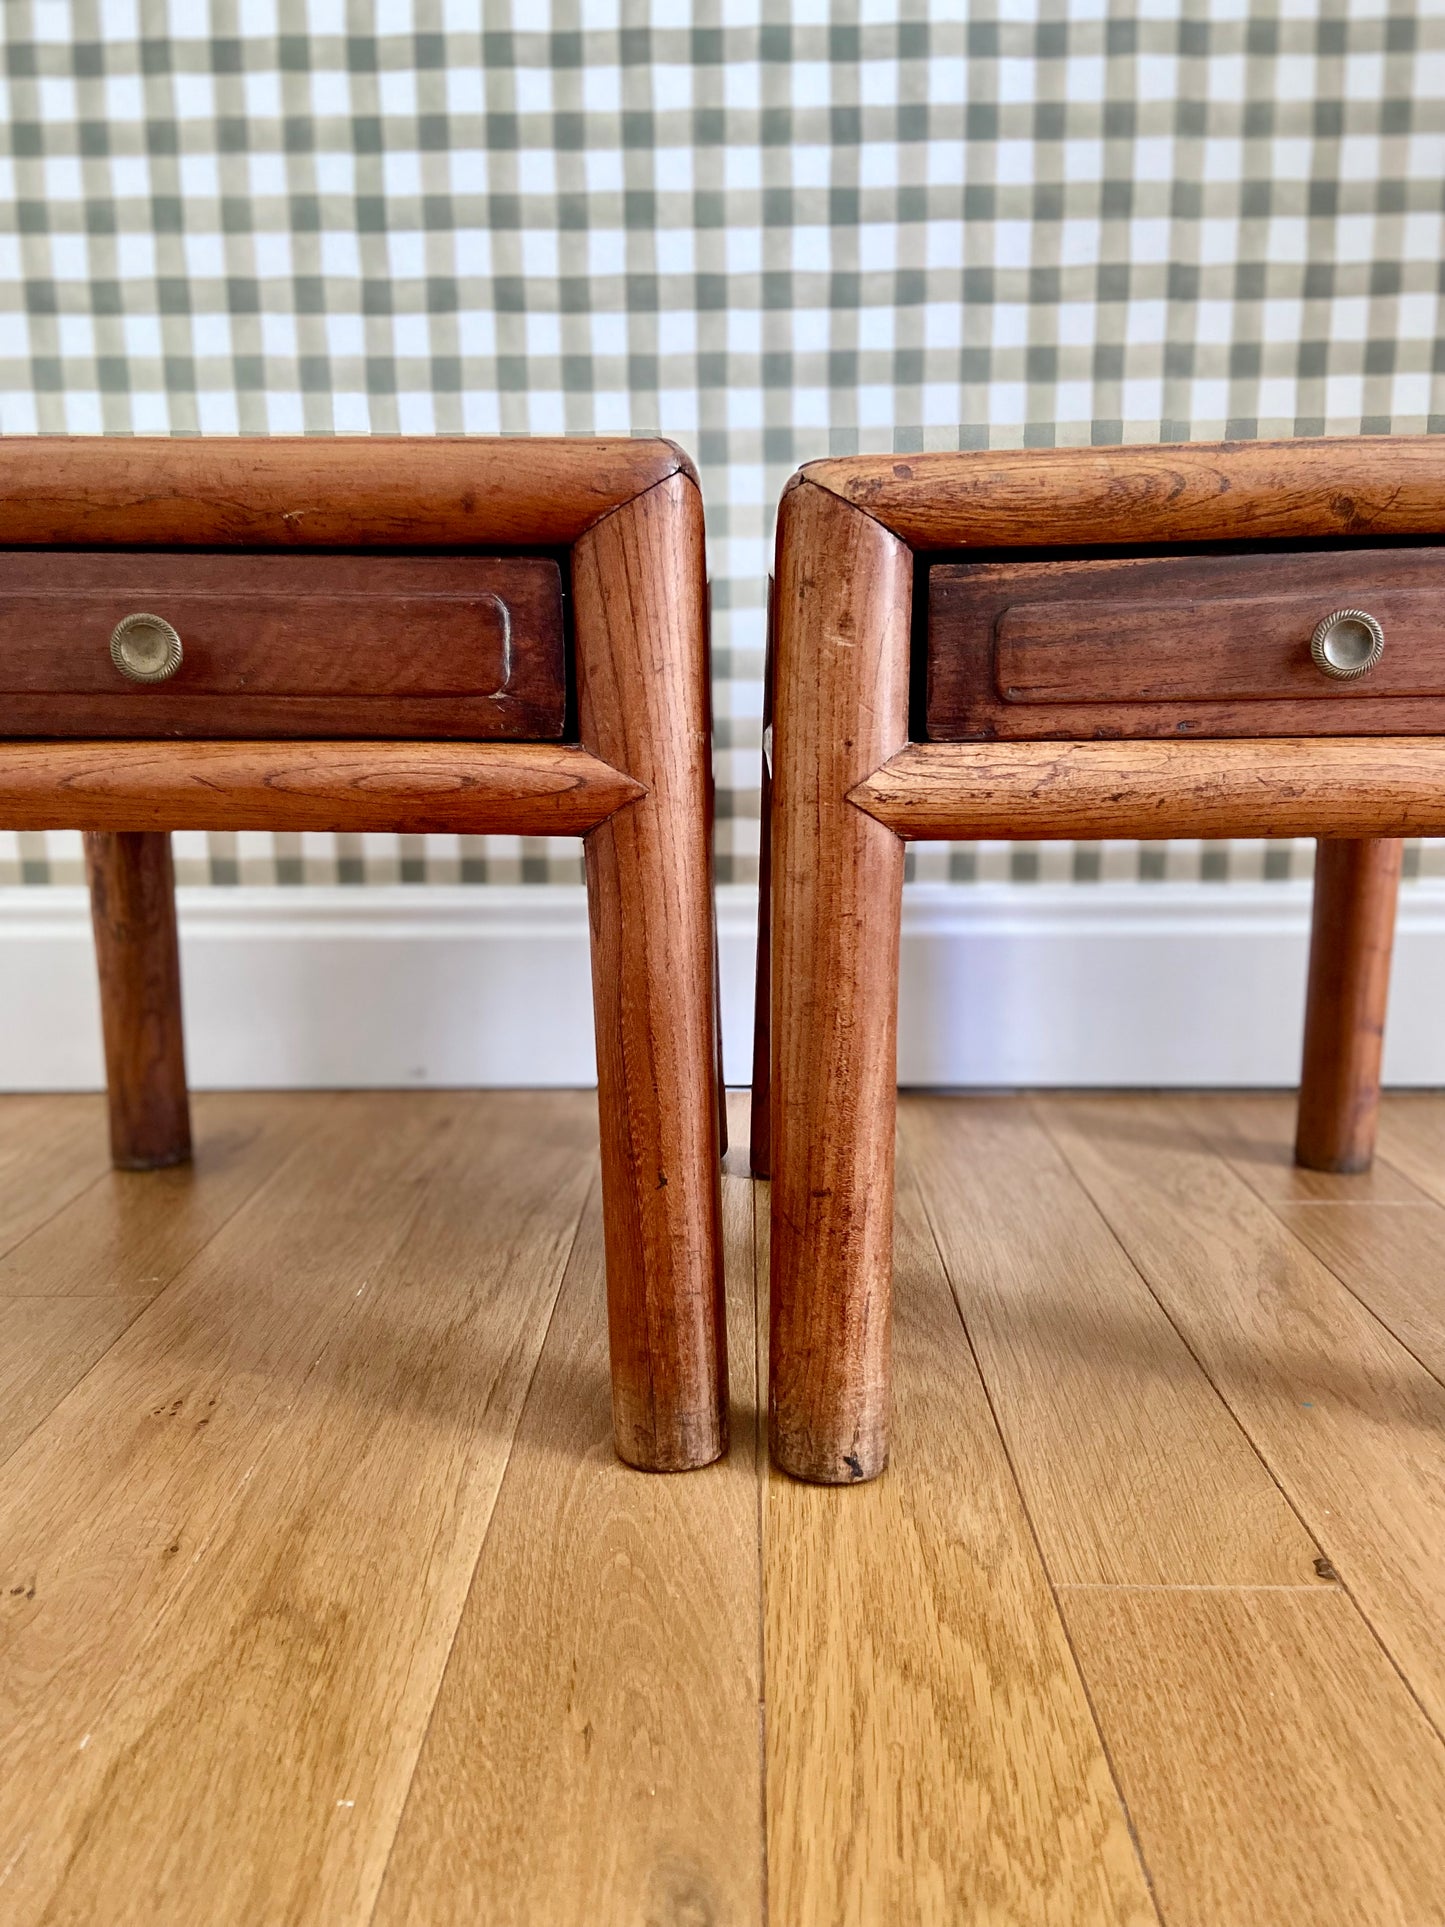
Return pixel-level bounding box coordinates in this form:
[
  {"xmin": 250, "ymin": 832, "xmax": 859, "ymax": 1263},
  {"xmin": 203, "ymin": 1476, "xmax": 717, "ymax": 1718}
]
[
  {"xmin": 587, "ymin": 761, "xmax": 651, "ymax": 829},
  {"xmin": 573, "ymin": 446, "xmax": 699, "ymax": 540},
  {"xmin": 788, "ymin": 465, "xmax": 905, "ymax": 544},
  {"xmin": 844, "ymin": 758, "xmax": 906, "ymax": 834}
]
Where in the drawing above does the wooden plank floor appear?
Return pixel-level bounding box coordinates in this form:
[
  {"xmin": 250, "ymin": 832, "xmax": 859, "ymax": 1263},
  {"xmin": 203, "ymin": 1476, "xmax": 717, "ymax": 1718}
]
[{"xmin": 2, "ymin": 1089, "xmax": 1445, "ymax": 1924}]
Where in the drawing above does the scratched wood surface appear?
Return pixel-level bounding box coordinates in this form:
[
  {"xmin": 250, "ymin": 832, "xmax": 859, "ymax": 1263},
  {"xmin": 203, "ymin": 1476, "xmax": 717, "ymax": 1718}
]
[{"xmin": 2, "ymin": 1089, "xmax": 1444, "ymax": 1925}]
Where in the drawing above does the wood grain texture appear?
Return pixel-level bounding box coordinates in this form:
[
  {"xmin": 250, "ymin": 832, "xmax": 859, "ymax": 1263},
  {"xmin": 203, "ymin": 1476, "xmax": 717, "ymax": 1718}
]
[
  {"xmin": 0, "ymin": 1092, "xmax": 596, "ymax": 1927},
  {"xmin": 1064, "ymin": 1588, "xmax": 1445, "ymax": 1927},
  {"xmin": 762, "ymin": 1163, "xmax": 1156, "ymax": 1927},
  {"xmin": 0, "ymin": 739, "xmax": 640, "ymax": 833},
  {"xmin": 1259, "ymin": 1196, "xmax": 1445, "ymax": 1390},
  {"xmin": 1041, "ymin": 1092, "xmax": 1445, "ymax": 1733},
  {"xmin": 1183, "ymin": 1090, "xmax": 1429, "ymax": 1204},
  {"xmin": 0, "ymin": 1092, "xmax": 311, "ymax": 1300},
  {"xmin": 1375, "ymin": 1092, "xmax": 1445, "ymax": 1205},
  {"xmin": 0, "ymin": 1100, "xmax": 311, "ymax": 1472},
  {"xmin": 1296, "ymin": 838, "xmax": 1402, "ymax": 1172},
  {"xmin": 0, "ymin": 551, "xmax": 566, "ymax": 740},
  {"xmin": 374, "ymin": 1144, "xmax": 761, "ymax": 1926},
  {"xmin": 768, "ymin": 478, "xmax": 910, "ymax": 1484},
  {"xmin": 0, "ymin": 435, "xmax": 693, "ymax": 550},
  {"xmin": 0, "ymin": 1095, "xmax": 111, "ymax": 1262},
  {"xmin": 850, "ymin": 737, "xmax": 1445, "ymax": 841},
  {"xmin": 8, "ymin": 1089, "xmax": 1445, "ymax": 1917},
  {"xmin": 900, "ymin": 1097, "xmax": 1319, "ymax": 1587},
  {"xmin": 85, "ymin": 831, "xmax": 191, "ymax": 1171},
  {"xmin": 929, "ymin": 545, "xmax": 1445, "ymax": 739},
  {"xmin": 802, "ymin": 434, "xmax": 1445, "ymax": 550},
  {"xmin": 0, "ymin": 1297, "xmax": 149, "ymax": 1472},
  {"xmin": 572, "ymin": 470, "xmax": 727, "ymax": 1472},
  {"xmin": 1196, "ymin": 1099, "xmax": 1445, "ymax": 1384},
  {"xmin": 0, "ymin": 1096, "xmax": 419, "ymax": 1856}
]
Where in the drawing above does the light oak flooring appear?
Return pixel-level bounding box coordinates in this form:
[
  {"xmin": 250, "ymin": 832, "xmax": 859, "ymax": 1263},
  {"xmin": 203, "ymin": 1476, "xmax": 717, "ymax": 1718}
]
[{"xmin": 2, "ymin": 1087, "xmax": 1445, "ymax": 1925}]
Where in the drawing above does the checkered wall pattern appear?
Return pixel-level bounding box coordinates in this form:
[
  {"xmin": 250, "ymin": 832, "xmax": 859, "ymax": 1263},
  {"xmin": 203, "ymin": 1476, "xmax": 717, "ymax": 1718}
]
[{"xmin": 3, "ymin": 0, "xmax": 1445, "ymax": 888}]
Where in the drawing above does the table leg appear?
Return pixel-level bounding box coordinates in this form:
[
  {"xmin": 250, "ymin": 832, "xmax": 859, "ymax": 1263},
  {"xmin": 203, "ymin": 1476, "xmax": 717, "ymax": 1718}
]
[
  {"xmin": 84, "ymin": 830, "xmax": 192, "ymax": 1171},
  {"xmin": 1296, "ymin": 836, "xmax": 1403, "ymax": 1173},
  {"xmin": 768, "ymin": 479, "xmax": 911, "ymax": 1483},
  {"xmin": 573, "ymin": 470, "xmax": 728, "ymax": 1472}
]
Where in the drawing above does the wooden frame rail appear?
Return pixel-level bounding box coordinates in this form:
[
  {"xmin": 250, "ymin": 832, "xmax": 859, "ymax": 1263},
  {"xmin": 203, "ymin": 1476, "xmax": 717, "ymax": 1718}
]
[
  {"xmin": 850, "ymin": 739, "xmax": 1445, "ymax": 842},
  {"xmin": 0, "ymin": 741, "xmax": 641, "ymax": 835}
]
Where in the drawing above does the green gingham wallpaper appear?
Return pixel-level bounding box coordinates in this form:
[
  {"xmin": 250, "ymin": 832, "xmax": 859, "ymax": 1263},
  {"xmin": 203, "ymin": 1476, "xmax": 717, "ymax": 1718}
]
[{"xmin": 3, "ymin": 0, "xmax": 1445, "ymax": 887}]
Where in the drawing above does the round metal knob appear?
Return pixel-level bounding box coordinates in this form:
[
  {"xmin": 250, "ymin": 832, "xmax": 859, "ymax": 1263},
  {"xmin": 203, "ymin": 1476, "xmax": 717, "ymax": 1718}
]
[
  {"xmin": 110, "ymin": 612, "xmax": 183, "ymax": 684},
  {"xmin": 1310, "ymin": 608, "xmax": 1384, "ymax": 680}
]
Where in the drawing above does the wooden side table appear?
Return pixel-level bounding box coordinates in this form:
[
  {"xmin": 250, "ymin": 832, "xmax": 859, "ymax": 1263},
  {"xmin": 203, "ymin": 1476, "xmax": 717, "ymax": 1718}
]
[
  {"xmin": 1, "ymin": 435, "xmax": 726, "ymax": 1473},
  {"xmin": 754, "ymin": 437, "xmax": 1445, "ymax": 1483}
]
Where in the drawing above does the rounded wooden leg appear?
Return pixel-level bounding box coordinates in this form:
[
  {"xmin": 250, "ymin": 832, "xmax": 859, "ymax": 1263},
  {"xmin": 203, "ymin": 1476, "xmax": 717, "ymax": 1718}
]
[
  {"xmin": 84, "ymin": 830, "xmax": 192, "ymax": 1171},
  {"xmin": 1295, "ymin": 836, "xmax": 1403, "ymax": 1173},
  {"xmin": 574, "ymin": 471, "xmax": 727, "ymax": 1472},
  {"xmin": 768, "ymin": 480, "xmax": 911, "ymax": 1484}
]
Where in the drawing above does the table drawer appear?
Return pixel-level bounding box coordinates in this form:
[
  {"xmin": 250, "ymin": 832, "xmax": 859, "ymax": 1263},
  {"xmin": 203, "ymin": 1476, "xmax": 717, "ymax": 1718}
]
[
  {"xmin": 927, "ymin": 545, "xmax": 1445, "ymax": 740},
  {"xmin": 0, "ymin": 552, "xmax": 566, "ymax": 739}
]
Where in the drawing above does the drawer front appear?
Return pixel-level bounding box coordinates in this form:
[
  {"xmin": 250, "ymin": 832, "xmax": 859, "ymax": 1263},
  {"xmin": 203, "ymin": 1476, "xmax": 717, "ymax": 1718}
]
[
  {"xmin": 0, "ymin": 552, "xmax": 566, "ymax": 739},
  {"xmin": 927, "ymin": 546, "xmax": 1445, "ymax": 740}
]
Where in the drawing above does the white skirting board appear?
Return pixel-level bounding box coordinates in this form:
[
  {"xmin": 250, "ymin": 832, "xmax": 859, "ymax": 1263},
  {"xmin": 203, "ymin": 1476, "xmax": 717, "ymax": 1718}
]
[{"xmin": 2, "ymin": 880, "xmax": 1445, "ymax": 1091}]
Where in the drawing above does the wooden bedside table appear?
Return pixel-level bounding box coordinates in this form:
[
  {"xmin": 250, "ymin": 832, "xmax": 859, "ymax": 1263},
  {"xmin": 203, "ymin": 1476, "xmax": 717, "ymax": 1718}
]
[
  {"xmin": 1, "ymin": 435, "xmax": 726, "ymax": 1474},
  {"xmin": 754, "ymin": 437, "xmax": 1445, "ymax": 1483}
]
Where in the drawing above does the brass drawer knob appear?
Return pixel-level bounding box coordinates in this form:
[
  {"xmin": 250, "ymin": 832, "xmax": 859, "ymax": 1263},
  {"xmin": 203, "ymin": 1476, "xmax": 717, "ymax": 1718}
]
[
  {"xmin": 1310, "ymin": 608, "xmax": 1384, "ymax": 680},
  {"xmin": 110, "ymin": 612, "xmax": 183, "ymax": 684}
]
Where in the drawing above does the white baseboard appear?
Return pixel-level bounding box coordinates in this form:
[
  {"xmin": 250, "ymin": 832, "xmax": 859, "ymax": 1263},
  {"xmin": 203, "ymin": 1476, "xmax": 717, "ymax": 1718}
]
[{"xmin": 2, "ymin": 880, "xmax": 1444, "ymax": 1091}]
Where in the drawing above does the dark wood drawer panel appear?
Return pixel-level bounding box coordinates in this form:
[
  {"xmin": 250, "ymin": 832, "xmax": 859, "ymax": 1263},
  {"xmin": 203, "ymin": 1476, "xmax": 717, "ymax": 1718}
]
[
  {"xmin": 0, "ymin": 552, "xmax": 565, "ymax": 739},
  {"xmin": 927, "ymin": 546, "xmax": 1445, "ymax": 740}
]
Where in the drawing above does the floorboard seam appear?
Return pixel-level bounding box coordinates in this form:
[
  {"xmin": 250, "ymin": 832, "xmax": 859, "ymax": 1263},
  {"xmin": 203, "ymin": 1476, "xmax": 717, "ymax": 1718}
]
[
  {"xmin": 903, "ymin": 1132, "xmax": 1168, "ymax": 1927},
  {"xmin": 0, "ymin": 1104, "xmax": 336, "ymax": 1479},
  {"xmin": 29, "ymin": 1119, "xmax": 453, "ymax": 1895},
  {"xmin": 1058, "ymin": 1582, "xmax": 1350, "ymax": 1593},
  {"xmin": 1029, "ymin": 1093, "xmax": 1336, "ymax": 1565},
  {"xmin": 1176, "ymin": 1106, "xmax": 1445, "ymax": 1399},
  {"xmin": 1246, "ymin": 1185, "xmax": 1445, "ymax": 1402},
  {"xmin": 361, "ymin": 1160, "xmax": 600, "ymax": 1927},
  {"xmin": 1373, "ymin": 1141, "xmax": 1445, "ymax": 1208},
  {"xmin": 0, "ymin": 1299, "xmax": 152, "ymax": 1480},
  {"xmin": 1239, "ymin": 1198, "xmax": 1438, "ymax": 1208},
  {"xmin": 1033, "ymin": 1093, "xmax": 1445, "ymax": 1759},
  {"xmin": 1178, "ymin": 1097, "xmax": 1438, "ymax": 1212},
  {"xmin": 0, "ymin": 1161, "xmax": 112, "ymax": 1269}
]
